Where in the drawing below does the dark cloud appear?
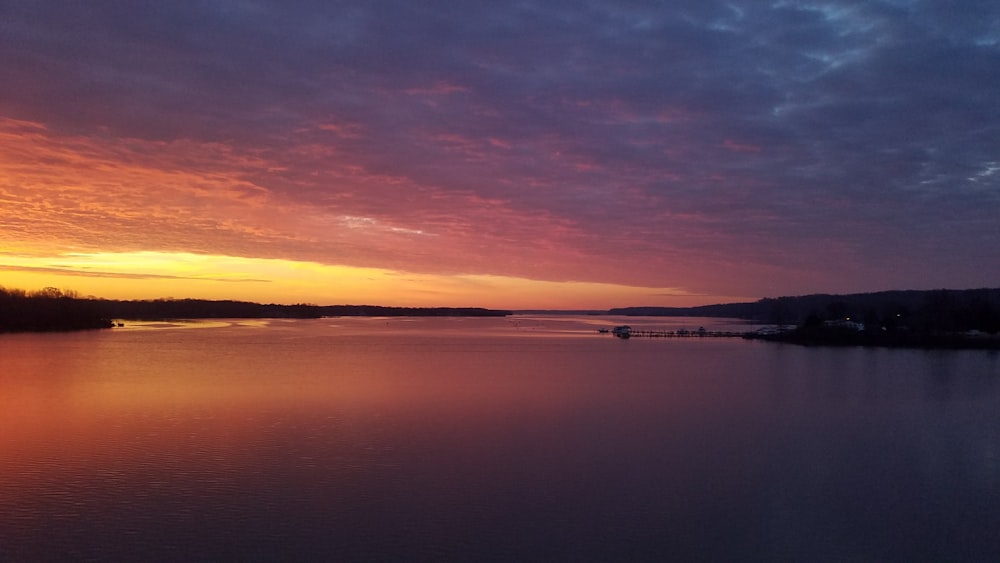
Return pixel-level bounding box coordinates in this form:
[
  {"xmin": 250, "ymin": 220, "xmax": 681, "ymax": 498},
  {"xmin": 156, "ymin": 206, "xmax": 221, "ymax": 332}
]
[{"xmin": 2, "ymin": 0, "xmax": 998, "ymax": 297}]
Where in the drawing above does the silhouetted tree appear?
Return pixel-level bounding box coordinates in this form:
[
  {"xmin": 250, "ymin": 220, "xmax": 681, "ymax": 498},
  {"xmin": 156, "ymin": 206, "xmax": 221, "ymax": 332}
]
[{"xmin": 825, "ymin": 301, "xmax": 849, "ymax": 321}]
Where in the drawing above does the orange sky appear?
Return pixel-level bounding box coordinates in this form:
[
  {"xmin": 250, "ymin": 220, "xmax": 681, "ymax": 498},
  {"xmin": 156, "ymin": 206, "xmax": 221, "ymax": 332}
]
[
  {"xmin": 0, "ymin": 116, "xmax": 753, "ymax": 308},
  {"xmin": 3, "ymin": 3, "xmax": 997, "ymax": 308}
]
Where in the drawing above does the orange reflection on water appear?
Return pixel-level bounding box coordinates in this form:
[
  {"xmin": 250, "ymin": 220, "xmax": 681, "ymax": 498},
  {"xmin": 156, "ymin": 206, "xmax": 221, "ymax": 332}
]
[{"xmin": 0, "ymin": 317, "xmax": 764, "ymax": 514}]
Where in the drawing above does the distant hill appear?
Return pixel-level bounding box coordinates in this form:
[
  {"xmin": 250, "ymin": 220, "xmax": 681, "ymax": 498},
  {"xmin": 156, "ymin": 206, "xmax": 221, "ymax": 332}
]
[{"xmin": 610, "ymin": 288, "xmax": 1000, "ymax": 334}]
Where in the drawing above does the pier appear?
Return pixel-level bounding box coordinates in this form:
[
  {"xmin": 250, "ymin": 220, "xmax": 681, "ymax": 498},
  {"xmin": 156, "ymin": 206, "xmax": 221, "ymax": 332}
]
[{"xmin": 600, "ymin": 326, "xmax": 750, "ymax": 339}]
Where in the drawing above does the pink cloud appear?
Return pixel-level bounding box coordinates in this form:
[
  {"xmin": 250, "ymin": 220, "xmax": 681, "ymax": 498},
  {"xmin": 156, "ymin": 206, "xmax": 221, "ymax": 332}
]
[
  {"xmin": 722, "ymin": 139, "xmax": 762, "ymax": 153},
  {"xmin": 404, "ymin": 81, "xmax": 469, "ymax": 96}
]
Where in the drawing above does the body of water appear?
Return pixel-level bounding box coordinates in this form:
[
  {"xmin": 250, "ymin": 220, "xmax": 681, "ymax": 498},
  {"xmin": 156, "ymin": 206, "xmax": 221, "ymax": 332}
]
[{"xmin": 2, "ymin": 316, "xmax": 998, "ymax": 561}]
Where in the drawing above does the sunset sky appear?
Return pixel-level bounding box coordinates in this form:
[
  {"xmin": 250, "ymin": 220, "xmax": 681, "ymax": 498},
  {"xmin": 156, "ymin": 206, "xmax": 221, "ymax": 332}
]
[{"xmin": 2, "ymin": 1, "xmax": 998, "ymax": 309}]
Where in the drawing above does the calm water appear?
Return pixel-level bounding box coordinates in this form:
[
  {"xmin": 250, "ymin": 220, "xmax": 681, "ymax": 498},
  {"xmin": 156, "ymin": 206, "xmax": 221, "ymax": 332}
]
[{"xmin": 1, "ymin": 316, "xmax": 998, "ymax": 562}]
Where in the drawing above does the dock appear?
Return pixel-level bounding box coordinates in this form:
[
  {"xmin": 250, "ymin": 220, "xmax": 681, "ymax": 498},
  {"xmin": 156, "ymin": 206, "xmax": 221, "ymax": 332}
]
[{"xmin": 601, "ymin": 326, "xmax": 749, "ymax": 339}]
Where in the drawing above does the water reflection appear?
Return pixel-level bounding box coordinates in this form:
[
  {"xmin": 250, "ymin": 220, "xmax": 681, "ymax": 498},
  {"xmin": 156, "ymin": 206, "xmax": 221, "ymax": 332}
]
[{"xmin": 1, "ymin": 318, "xmax": 999, "ymax": 561}]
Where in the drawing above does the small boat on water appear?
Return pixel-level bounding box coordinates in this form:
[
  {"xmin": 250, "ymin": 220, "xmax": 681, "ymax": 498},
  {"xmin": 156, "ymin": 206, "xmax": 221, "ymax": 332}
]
[{"xmin": 611, "ymin": 325, "xmax": 632, "ymax": 339}]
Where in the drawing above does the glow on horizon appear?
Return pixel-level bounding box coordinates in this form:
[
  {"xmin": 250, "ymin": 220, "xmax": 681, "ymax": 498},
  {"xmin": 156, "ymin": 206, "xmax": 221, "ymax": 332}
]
[{"xmin": 0, "ymin": 251, "xmax": 744, "ymax": 309}]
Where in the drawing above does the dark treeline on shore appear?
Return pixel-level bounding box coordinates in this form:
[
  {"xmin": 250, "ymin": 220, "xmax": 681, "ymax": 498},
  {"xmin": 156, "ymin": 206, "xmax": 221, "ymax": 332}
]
[
  {"xmin": 0, "ymin": 286, "xmax": 510, "ymax": 333},
  {"xmin": 0, "ymin": 287, "xmax": 114, "ymax": 332},
  {"xmin": 4, "ymin": 285, "xmax": 999, "ymax": 349},
  {"xmin": 612, "ymin": 288, "xmax": 1000, "ymax": 333},
  {"xmin": 101, "ymin": 299, "xmax": 510, "ymax": 320},
  {"xmin": 614, "ymin": 288, "xmax": 1000, "ymax": 349}
]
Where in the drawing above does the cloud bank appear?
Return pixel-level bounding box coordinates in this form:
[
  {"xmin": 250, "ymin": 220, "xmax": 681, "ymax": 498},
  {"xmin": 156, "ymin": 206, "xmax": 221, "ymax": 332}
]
[{"xmin": 2, "ymin": 1, "xmax": 998, "ymax": 301}]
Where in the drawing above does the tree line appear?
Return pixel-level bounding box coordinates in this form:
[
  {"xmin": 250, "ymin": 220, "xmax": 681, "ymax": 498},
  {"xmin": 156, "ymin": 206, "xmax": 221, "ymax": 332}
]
[
  {"xmin": 0, "ymin": 286, "xmax": 511, "ymax": 333},
  {"xmin": 610, "ymin": 288, "xmax": 1000, "ymax": 335},
  {"xmin": 0, "ymin": 287, "xmax": 113, "ymax": 332}
]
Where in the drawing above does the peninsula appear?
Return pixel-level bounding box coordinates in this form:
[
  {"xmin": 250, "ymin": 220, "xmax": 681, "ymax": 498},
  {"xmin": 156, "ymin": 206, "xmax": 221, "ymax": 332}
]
[
  {"xmin": 613, "ymin": 288, "xmax": 1000, "ymax": 349},
  {"xmin": 0, "ymin": 286, "xmax": 510, "ymax": 333}
]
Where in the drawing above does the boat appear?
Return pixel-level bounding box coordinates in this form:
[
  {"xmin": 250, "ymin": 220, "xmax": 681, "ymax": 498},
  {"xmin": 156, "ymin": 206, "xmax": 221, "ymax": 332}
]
[{"xmin": 611, "ymin": 325, "xmax": 632, "ymax": 339}]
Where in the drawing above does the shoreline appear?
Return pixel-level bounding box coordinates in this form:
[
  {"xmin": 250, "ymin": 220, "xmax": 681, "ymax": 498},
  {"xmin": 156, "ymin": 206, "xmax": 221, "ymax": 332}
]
[{"xmin": 744, "ymin": 328, "xmax": 1000, "ymax": 350}]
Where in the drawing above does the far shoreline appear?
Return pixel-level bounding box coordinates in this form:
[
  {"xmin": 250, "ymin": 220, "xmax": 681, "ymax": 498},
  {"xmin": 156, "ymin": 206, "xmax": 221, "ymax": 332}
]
[{"xmin": 4, "ymin": 286, "xmax": 999, "ymax": 349}]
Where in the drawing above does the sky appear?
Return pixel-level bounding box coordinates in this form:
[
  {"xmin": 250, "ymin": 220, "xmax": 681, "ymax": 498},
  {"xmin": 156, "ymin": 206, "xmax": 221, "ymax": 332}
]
[{"xmin": 1, "ymin": 1, "xmax": 998, "ymax": 309}]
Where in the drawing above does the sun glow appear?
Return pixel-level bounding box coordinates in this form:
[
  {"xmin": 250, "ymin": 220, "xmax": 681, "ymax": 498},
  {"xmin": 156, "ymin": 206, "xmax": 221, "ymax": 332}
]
[{"xmin": 0, "ymin": 250, "xmax": 722, "ymax": 309}]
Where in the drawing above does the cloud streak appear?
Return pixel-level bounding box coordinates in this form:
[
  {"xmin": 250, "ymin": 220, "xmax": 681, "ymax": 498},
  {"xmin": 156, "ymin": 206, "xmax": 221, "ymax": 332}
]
[
  {"xmin": 1, "ymin": 1, "xmax": 998, "ymax": 304},
  {"xmin": 0, "ymin": 264, "xmax": 269, "ymax": 283}
]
